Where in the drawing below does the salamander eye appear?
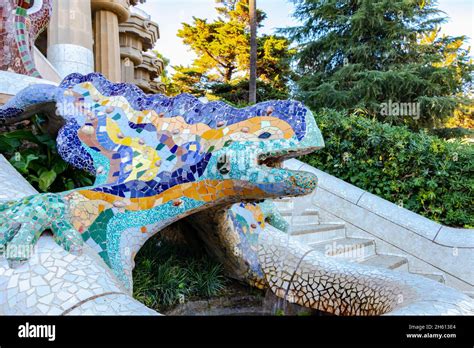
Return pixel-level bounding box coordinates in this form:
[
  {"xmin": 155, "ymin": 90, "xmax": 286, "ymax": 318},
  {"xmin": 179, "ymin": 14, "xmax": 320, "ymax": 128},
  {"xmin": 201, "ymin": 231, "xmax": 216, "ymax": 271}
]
[{"xmin": 26, "ymin": 0, "xmax": 43, "ymax": 15}]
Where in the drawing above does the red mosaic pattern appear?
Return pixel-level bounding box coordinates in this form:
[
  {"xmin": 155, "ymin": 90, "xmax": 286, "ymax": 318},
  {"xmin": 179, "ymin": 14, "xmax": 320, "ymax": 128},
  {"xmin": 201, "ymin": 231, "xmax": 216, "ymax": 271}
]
[{"xmin": 0, "ymin": 0, "xmax": 52, "ymax": 77}]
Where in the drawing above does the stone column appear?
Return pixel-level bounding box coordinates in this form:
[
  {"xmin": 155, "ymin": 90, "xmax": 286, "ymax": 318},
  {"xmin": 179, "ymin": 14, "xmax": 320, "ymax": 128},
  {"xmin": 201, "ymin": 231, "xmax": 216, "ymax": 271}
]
[
  {"xmin": 47, "ymin": 0, "xmax": 94, "ymax": 78},
  {"xmin": 91, "ymin": 0, "xmax": 130, "ymax": 82},
  {"xmin": 135, "ymin": 53, "xmax": 164, "ymax": 94},
  {"xmin": 119, "ymin": 7, "xmax": 161, "ymax": 91},
  {"xmin": 119, "ymin": 31, "xmax": 143, "ymax": 84}
]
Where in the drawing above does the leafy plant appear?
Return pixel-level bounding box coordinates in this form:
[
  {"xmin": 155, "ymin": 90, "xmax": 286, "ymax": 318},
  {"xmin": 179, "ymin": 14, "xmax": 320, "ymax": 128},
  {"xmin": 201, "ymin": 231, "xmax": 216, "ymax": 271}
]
[
  {"xmin": 303, "ymin": 109, "xmax": 473, "ymax": 228},
  {"xmin": 132, "ymin": 237, "xmax": 227, "ymax": 312},
  {"xmin": 0, "ymin": 116, "xmax": 94, "ymax": 192},
  {"xmin": 186, "ymin": 261, "xmax": 226, "ymax": 297},
  {"xmin": 275, "ymin": 309, "xmax": 285, "ymax": 316}
]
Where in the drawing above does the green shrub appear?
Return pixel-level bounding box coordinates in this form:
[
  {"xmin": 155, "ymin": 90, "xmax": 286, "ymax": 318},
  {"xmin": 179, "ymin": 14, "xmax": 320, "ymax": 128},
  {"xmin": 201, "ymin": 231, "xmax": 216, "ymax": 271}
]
[
  {"xmin": 302, "ymin": 109, "xmax": 473, "ymax": 228},
  {"xmin": 132, "ymin": 238, "xmax": 227, "ymax": 311},
  {"xmin": 0, "ymin": 115, "xmax": 93, "ymax": 192}
]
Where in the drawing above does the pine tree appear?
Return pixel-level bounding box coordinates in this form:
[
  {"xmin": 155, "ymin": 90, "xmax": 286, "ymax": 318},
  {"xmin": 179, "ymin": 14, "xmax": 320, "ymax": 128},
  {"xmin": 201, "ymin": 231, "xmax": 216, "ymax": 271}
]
[
  {"xmin": 177, "ymin": 17, "xmax": 248, "ymax": 83},
  {"xmin": 284, "ymin": 0, "xmax": 473, "ymax": 129},
  {"xmin": 171, "ymin": 0, "xmax": 295, "ymax": 102}
]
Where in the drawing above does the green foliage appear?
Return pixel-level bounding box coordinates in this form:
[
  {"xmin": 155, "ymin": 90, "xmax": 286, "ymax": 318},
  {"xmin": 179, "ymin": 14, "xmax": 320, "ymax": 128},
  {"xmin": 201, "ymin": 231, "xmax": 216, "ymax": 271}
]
[
  {"xmin": 169, "ymin": 65, "xmax": 210, "ymax": 96},
  {"xmin": 210, "ymin": 79, "xmax": 289, "ymax": 106},
  {"xmin": 275, "ymin": 308, "xmax": 286, "ymax": 316},
  {"xmin": 303, "ymin": 109, "xmax": 473, "ymax": 228},
  {"xmin": 150, "ymin": 50, "xmax": 182, "ymax": 96},
  {"xmin": 0, "ymin": 116, "xmax": 93, "ymax": 192},
  {"xmin": 133, "ymin": 238, "xmax": 227, "ymax": 311},
  {"xmin": 171, "ymin": 0, "xmax": 295, "ymax": 101},
  {"xmin": 151, "ymin": 50, "xmax": 170, "ymax": 81},
  {"xmin": 216, "ymin": 0, "xmax": 267, "ymax": 25},
  {"xmin": 431, "ymin": 127, "xmax": 474, "ymax": 141},
  {"xmin": 285, "ymin": 0, "xmax": 473, "ymax": 129},
  {"xmin": 257, "ymin": 34, "xmax": 296, "ymax": 91},
  {"xmin": 177, "ymin": 17, "xmax": 248, "ymax": 83}
]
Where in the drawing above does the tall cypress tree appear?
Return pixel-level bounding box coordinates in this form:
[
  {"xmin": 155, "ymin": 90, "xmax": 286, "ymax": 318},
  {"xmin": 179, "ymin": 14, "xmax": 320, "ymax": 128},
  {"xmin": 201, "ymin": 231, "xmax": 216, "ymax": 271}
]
[{"xmin": 284, "ymin": 0, "xmax": 473, "ymax": 129}]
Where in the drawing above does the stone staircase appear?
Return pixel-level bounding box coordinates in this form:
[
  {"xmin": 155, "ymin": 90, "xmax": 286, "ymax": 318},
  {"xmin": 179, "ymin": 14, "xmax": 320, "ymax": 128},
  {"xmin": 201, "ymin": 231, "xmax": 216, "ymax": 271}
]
[{"xmin": 273, "ymin": 197, "xmax": 446, "ymax": 284}]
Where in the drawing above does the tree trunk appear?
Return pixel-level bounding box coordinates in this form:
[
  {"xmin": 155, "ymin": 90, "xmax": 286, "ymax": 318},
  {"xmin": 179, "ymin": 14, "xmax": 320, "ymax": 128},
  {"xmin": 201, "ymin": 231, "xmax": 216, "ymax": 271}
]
[
  {"xmin": 249, "ymin": 0, "xmax": 257, "ymax": 105},
  {"xmin": 225, "ymin": 66, "xmax": 235, "ymax": 83}
]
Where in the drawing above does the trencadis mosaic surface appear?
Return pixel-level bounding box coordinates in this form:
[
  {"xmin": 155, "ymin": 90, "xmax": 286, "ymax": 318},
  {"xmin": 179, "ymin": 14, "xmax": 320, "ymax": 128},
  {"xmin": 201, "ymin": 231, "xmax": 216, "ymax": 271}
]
[
  {"xmin": 0, "ymin": 72, "xmax": 323, "ymax": 289},
  {"xmin": 0, "ymin": 0, "xmax": 52, "ymax": 77}
]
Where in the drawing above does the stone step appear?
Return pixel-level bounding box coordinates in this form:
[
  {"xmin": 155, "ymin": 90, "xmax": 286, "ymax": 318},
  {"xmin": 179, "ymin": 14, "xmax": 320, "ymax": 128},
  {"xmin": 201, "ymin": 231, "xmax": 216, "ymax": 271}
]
[
  {"xmin": 284, "ymin": 214, "xmax": 320, "ymax": 225},
  {"xmin": 273, "ymin": 198, "xmax": 313, "ymax": 210},
  {"xmin": 279, "ymin": 207, "xmax": 320, "ymax": 217},
  {"xmin": 309, "ymin": 237, "xmax": 376, "ymax": 261},
  {"xmin": 290, "ymin": 224, "xmax": 346, "ymax": 244},
  {"xmin": 359, "ymin": 254, "xmax": 409, "ymax": 271},
  {"xmin": 464, "ymin": 291, "xmax": 474, "ymax": 299},
  {"xmin": 289, "ymin": 222, "xmax": 345, "ymax": 235},
  {"xmin": 414, "ymin": 272, "xmax": 446, "ymax": 284}
]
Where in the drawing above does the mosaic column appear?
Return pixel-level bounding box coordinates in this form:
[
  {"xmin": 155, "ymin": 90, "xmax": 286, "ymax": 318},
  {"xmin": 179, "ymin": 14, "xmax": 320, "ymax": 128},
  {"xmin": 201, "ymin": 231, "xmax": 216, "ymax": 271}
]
[
  {"xmin": 91, "ymin": 0, "xmax": 130, "ymax": 82},
  {"xmin": 47, "ymin": 0, "xmax": 94, "ymax": 77}
]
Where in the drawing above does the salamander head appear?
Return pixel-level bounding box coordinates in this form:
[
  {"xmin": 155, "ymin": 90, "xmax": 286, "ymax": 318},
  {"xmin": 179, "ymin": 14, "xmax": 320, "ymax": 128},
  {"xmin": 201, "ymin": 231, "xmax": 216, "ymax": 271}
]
[{"xmin": 55, "ymin": 73, "xmax": 324, "ymax": 202}]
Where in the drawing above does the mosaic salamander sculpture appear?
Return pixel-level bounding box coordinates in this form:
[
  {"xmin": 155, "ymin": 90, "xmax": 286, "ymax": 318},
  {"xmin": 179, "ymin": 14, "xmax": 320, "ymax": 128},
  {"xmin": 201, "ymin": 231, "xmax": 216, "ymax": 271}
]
[
  {"xmin": 0, "ymin": 72, "xmax": 322, "ymax": 287},
  {"xmin": 0, "ymin": 0, "xmax": 52, "ymax": 77},
  {"xmin": 1, "ymin": 73, "xmax": 473, "ymax": 316}
]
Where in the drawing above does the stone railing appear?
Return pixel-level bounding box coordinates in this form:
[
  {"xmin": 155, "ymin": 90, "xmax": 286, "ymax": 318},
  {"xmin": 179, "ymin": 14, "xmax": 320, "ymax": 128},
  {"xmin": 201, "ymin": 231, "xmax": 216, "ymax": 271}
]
[{"xmin": 284, "ymin": 159, "xmax": 474, "ymax": 295}]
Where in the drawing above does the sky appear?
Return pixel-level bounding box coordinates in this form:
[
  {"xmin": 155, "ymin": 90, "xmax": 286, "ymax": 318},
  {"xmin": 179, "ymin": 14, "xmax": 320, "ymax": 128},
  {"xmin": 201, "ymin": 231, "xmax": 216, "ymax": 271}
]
[{"xmin": 138, "ymin": 0, "xmax": 474, "ymax": 72}]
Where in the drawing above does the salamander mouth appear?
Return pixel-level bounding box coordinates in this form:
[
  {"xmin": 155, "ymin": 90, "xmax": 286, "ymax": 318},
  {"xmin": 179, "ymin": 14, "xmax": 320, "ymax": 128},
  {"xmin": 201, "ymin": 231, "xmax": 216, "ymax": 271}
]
[{"xmin": 257, "ymin": 146, "xmax": 319, "ymax": 169}]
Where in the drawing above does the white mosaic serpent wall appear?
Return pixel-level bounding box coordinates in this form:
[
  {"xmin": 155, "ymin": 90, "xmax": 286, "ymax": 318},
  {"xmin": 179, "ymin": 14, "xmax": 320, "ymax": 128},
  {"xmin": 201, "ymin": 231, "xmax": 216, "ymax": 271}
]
[{"xmin": 0, "ymin": 155, "xmax": 159, "ymax": 315}]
